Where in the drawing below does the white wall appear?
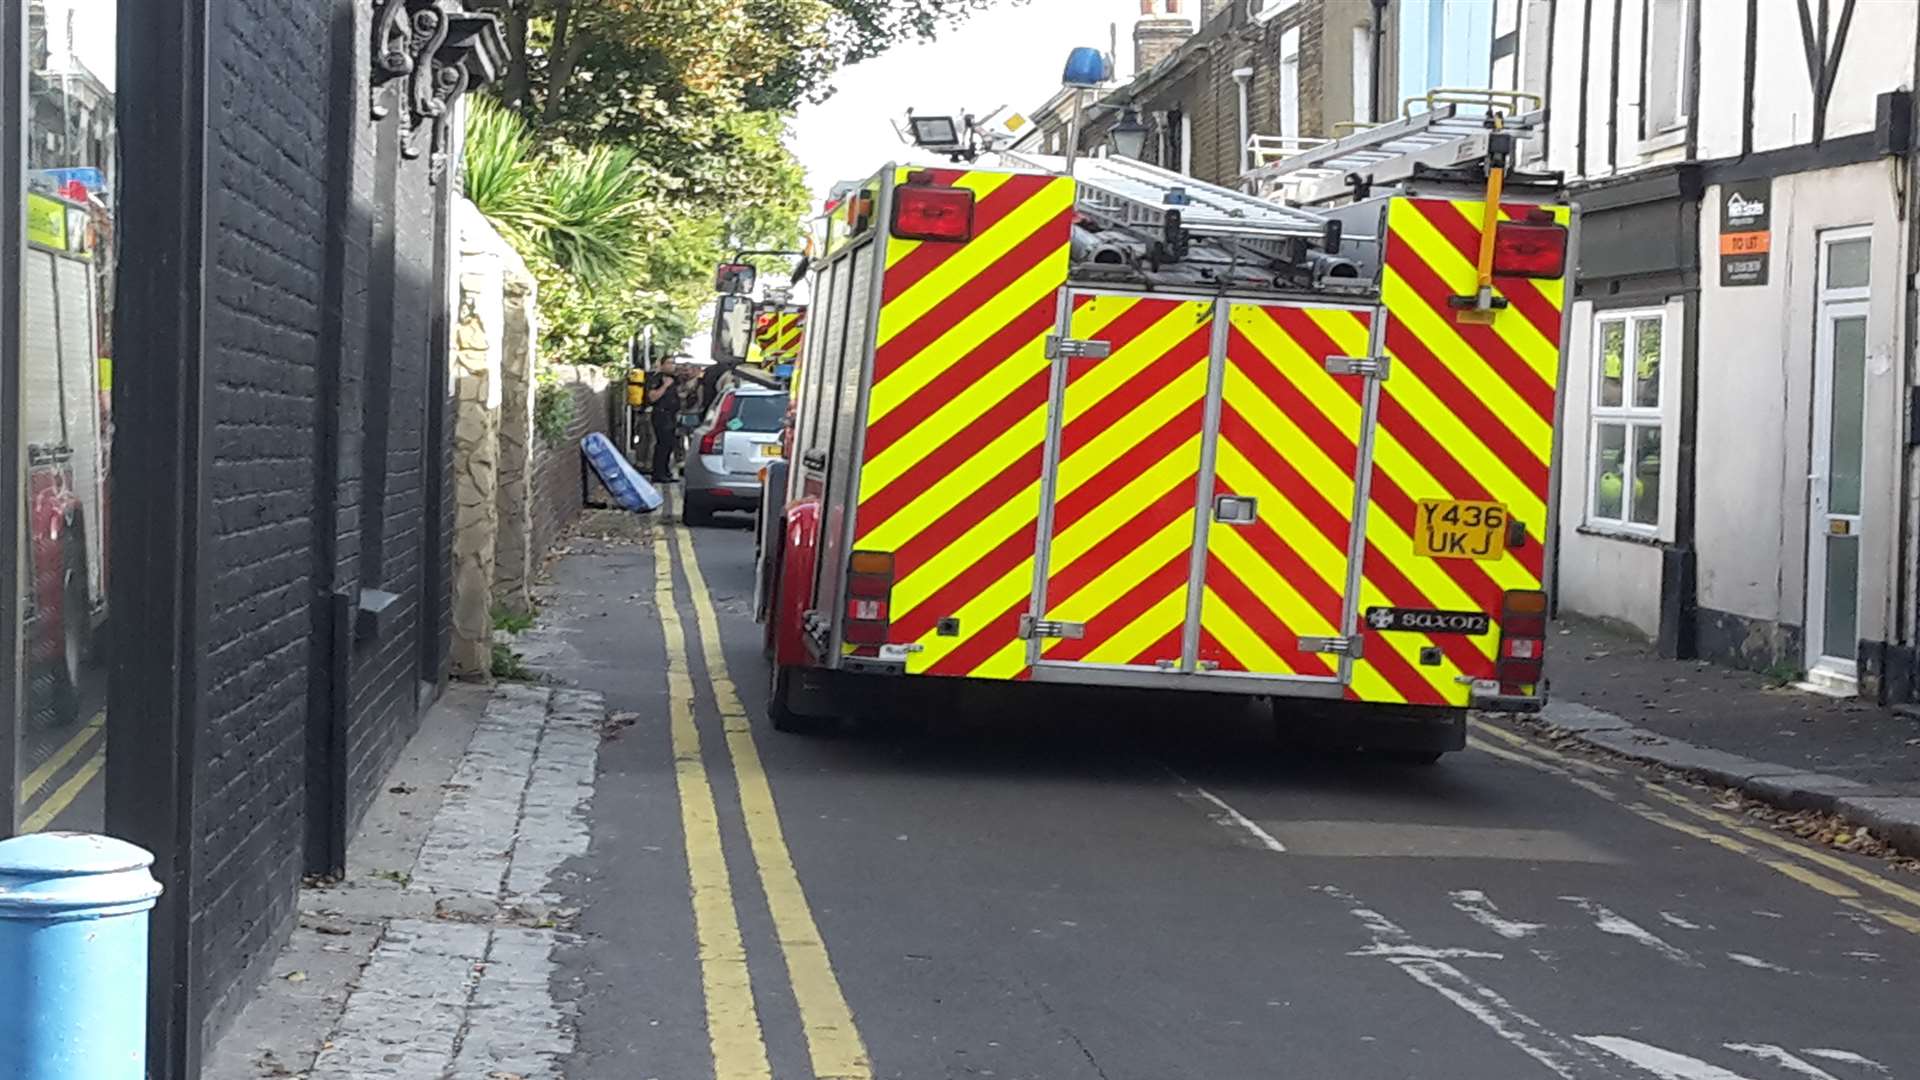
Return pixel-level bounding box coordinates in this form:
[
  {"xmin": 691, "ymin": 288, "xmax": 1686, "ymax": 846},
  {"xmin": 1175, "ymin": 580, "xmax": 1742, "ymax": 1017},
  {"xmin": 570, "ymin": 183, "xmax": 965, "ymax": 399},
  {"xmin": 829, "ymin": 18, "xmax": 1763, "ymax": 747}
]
[
  {"xmin": 1556, "ymin": 296, "xmax": 1686, "ymax": 637},
  {"xmin": 1693, "ymin": 163, "xmax": 1909, "ymax": 648},
  {"xmin": 1549, "ymin": 0, "xmax": 1918, "ymax": 179}
]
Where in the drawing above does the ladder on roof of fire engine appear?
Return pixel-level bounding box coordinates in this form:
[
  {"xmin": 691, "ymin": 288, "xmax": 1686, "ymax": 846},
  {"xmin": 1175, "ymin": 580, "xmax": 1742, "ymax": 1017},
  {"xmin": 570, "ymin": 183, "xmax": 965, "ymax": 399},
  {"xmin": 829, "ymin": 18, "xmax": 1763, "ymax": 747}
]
[
  {"xmin": 1244, "ymin": 89, "xmax": 1546, "ymax": 205},
  {"xmin": 1004, "ymin": 150, "xmax": 1333, "ymax": 260}
]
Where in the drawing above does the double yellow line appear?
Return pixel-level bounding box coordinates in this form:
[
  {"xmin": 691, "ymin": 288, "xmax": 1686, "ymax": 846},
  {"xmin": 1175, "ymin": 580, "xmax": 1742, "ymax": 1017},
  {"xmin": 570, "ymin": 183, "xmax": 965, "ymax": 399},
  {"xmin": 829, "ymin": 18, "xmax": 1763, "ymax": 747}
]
[
  {"xmin": 17, "ymin": 709, "xmax": 106, "ymax": 833},
  {"xmin": 654, "ymin": 517, "xmax": 871, "ymax": 1079},
  {"xmin": 1469, "ymin": 719, "xmax": 1920, "ymax": 937}
]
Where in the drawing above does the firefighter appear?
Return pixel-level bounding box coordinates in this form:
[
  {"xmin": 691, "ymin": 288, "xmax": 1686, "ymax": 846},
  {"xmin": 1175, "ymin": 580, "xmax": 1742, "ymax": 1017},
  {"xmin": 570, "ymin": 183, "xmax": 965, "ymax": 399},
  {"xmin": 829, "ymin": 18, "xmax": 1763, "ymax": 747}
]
[{"xmin": 645, "ymin": 372, "xmax": 682, "ymax": 482}]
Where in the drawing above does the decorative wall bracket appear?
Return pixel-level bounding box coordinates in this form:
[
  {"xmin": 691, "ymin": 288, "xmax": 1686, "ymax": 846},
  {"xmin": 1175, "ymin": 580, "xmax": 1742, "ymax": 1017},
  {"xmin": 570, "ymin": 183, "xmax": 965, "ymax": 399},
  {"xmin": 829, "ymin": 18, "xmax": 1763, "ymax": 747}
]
[{"xmin": 370, "ymin": 0, "xmax": 509, "ymax": 183}]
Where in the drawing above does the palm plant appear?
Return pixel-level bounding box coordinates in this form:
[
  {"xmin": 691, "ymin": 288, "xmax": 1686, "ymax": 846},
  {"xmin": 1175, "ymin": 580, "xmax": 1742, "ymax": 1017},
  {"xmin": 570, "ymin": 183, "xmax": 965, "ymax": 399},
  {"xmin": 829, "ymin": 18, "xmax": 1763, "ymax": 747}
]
[
  {"xmin": 463, "ymin": 98, "xmax": 653, "ymax": 295},
  {"xmin": 462, "ymin": 97, "xmax": 549, "ymax": 250},
  {"xmin": 538, "ymin": 144, "xmax": 654, "ymax": 292}
]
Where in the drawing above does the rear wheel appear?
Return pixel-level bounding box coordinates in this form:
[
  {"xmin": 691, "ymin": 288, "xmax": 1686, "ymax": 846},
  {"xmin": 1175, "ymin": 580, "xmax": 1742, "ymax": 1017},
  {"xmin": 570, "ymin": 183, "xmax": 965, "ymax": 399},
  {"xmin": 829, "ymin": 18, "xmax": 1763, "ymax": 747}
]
[
  {"xmin": 767, "ymin": 663, "xmax": 829, "ymax": 734},
  {"xmin": 682, "ymin": 493, "xmax": 715, "ymax": 527},
  {"xmin": 49, "ymin": 530, "xmax": 88, "ymax": 727},
  {"xmin": 1375, "ymin": 749, "xmax": 1445, "ymax": 766}
]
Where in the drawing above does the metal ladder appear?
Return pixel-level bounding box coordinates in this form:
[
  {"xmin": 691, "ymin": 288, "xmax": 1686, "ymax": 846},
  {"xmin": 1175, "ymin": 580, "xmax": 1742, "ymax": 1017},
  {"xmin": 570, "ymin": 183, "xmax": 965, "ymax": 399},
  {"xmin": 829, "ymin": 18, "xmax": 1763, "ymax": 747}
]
[
  {"xmin": 1004, "ymin": 150, "xmax": 1333, "ymax": 260},
  {"xmin": 1243, "ymin": 89, "xmax": 1545, "ymax": 206}
]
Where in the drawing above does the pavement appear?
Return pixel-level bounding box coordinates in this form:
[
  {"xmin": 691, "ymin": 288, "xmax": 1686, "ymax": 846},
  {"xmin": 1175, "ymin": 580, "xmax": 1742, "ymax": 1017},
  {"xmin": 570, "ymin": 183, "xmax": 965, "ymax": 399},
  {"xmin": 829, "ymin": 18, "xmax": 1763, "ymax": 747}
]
[
  {"xmin": 206, "ymin": 681, "xmax": 604, "ymax": 1079},
  {"xmin": 1535, "ymin": 618, "xmax": 1920, "ymax": 854},
  {"xmin": 210, "ymin": 506, "xmax": 1920, "ymax": 1079}
]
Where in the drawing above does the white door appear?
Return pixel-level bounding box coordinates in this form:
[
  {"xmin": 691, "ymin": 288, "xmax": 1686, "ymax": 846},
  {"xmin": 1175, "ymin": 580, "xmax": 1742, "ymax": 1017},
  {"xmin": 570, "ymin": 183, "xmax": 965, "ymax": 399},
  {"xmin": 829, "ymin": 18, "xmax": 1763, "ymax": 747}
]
[{"xmin": 1805, "ymin": 230, "xmax": 1872, "ymax": 688}]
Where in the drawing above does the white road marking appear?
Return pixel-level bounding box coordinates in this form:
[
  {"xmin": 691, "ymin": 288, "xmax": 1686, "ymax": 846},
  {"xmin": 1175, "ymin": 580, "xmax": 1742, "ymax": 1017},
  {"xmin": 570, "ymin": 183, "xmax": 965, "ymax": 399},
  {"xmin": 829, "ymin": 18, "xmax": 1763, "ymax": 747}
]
[
  {"xmin": 1348, "ymin": 944, "xmax": 1506, "ymax": 961},
  {"xmin": 1190, "ymin": 786, "xmax": 1288, "ymax": 852},
  {"xmin": 1562, "ymin": 897, "xmax": 1700, "ymax": 967},
  {"xmin": 1800, "ymin": 1049, "xmax": 1889, "ymax": 1074},
  {"xmin": 1723, "ymin": 952, "xmax": 1793, "ymax": 974},
  {"xmin": 1395, "ymin": 960, "xmax": 1587, "ymax": 1080},
  {"xmin": 1843, "ymin": 950, "xmax": 1883, "ymax": 963},
  {"xmin": 1577, "ymin": 1036, "xmax": 1756, "ymax": 1079},
  {"xmin": 1318, "ymin": 886, "xmax": 1615, "ymax": 1080},
  {"xmin": 1723, "ymin": 1044, "xmax": 1843, "ymax": 1080},
  {"xmin": 1839, "ymin": 910, "xmax": 1886, "ymax": 937},
  {"xmin": 1658, "ymin": 911, "xmax": 1703, "ymax": 931},
  {"xmin": 1450, "ymin": 889, "xmax": 1546, "ymax": 940}
]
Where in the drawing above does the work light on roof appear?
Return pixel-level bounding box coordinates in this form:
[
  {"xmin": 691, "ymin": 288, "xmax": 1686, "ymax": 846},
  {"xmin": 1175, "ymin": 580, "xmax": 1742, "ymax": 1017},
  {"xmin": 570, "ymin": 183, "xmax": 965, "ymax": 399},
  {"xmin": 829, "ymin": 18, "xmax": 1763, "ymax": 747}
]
[{"xmin": 907, "ymin": 115, "xmax": 963, "ymax": 153}]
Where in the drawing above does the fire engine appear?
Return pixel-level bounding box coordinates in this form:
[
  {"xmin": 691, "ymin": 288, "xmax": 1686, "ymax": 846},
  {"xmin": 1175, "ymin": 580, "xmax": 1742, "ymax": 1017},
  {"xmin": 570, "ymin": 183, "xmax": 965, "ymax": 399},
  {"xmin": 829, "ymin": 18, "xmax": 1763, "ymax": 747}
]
[
  {"xmin": 757, "ymin": 93, "xmax": 1569, "ymax": 759},
  {"xmin": 22, "ymin": 186, "xmax": 111, "ymax": 727}
]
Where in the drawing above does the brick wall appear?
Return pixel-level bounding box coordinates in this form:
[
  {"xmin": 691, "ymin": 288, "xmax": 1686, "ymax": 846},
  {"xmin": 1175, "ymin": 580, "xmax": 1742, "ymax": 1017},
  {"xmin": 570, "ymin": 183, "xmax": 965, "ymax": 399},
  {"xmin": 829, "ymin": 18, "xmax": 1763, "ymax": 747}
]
[
  {"xmin": 154, "ymin": 0, "xmax": 458, "ymax": 1059},
  {"xmin": 192, "ymin": 0, "xmax": 333, "ymax": 1042},
  {"xmin": 1110, "ymin": 0, "xmax": 1362, "ymax": 190},
  {"xmin": 529, "ymin": 365, "xmax": 615, "ymax": 565}
]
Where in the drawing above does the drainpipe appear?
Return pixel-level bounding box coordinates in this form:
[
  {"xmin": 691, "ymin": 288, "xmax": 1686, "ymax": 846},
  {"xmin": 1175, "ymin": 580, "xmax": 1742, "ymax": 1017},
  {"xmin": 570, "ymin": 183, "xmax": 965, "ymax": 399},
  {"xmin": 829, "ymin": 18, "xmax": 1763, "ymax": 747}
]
[
  {"xmin": 1899, "ymin": 38, "xmax": 1920, "ymax": 697},
  {"xmin": 1233, "ymin": 66, "xmax": 1254, "ymax": 183},
  {"xmin": 1370, "ymin": 0, "xmax": 1390, "ymax": 123}
]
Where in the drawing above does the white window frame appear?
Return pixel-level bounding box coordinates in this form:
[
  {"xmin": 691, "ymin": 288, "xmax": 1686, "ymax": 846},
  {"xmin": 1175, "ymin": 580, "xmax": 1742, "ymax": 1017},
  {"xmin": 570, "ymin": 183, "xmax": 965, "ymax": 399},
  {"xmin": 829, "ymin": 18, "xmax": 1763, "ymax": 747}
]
[
  {"xmin": 1641, "ymin": 0, "xmax": 1694, "ymax": 139},
  {"xmin": 1277, "ymin": 27, "xmax": 1301, "ymax": 140},
  {"xmin": 1250, "ymin": 0, "xmax": 1300, "ymax": 23},
  {"xmin": 1587, "ymin": 308, "xmax": 1669, "ymax": 536}
]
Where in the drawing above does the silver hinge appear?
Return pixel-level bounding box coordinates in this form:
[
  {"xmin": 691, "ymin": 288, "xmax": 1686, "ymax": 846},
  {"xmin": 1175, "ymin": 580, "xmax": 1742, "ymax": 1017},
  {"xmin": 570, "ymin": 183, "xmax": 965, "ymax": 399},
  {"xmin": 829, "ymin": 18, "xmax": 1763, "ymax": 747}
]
[
  {"xmin": 1299, "ymin": 634, "xmax": 1365, "ymax": 659},
  {"xmin": 1046, "ymin": 335, "xmax": 1113, "ymax": 360},
  {"xmin": 1019, "ymin": 615, "xmax": 1087, "ymax": 640},
  {"xmin": 1325, "ymin": 355, "xmax": 1391, "ymax": 379}
]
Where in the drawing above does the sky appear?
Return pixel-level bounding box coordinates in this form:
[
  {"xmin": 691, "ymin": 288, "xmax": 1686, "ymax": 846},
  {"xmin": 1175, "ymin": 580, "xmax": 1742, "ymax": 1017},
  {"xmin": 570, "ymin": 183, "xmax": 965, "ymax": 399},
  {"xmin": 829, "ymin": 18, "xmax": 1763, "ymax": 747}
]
[
  {"xmin": 790, "ymin": 0, "xmax": 1161, "ymax": 206},
  {"xmin": 43, "ymin": 0, "xmax": 117, "ymax": 90}
]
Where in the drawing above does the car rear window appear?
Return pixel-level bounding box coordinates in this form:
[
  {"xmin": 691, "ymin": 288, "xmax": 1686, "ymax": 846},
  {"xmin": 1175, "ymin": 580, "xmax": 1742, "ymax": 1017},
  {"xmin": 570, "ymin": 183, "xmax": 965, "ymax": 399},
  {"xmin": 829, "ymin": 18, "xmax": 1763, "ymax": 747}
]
[{"xmin": 732, "ymin": 394, "xmax": 788, "ymax": 433}]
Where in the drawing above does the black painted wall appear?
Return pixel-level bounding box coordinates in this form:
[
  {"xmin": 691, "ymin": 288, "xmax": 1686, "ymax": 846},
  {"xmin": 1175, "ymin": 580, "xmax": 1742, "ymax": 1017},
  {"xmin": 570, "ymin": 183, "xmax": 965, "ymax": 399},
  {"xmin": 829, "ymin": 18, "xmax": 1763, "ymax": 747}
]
[{"xmin": 109, "ymin": 0, "xmax": 459, "ymax": 1072}]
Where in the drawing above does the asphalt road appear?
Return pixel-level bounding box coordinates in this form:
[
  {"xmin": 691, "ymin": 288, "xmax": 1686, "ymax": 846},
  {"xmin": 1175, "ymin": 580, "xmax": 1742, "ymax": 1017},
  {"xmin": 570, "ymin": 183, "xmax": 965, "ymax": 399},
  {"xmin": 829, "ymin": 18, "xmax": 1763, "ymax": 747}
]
[{"xmin": 538, "ymin": 509, "xmax": 1920, "ymax": 1080}]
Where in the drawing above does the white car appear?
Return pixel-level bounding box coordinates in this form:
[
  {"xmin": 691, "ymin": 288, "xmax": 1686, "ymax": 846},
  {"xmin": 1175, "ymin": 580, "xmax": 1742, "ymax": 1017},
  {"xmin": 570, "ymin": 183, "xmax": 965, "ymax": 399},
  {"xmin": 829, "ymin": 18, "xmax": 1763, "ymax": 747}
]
[{"xmin": 682, "ymin": 385, "xmax": 789, "ymax": 525}]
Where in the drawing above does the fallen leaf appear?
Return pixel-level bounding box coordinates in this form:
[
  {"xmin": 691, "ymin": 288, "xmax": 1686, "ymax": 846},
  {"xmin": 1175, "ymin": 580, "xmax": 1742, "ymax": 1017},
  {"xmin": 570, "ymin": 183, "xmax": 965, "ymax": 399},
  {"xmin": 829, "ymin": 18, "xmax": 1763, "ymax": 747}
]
[{"xmin": 285, "ymin": 971, "xmax": 307, "ymax": 983}]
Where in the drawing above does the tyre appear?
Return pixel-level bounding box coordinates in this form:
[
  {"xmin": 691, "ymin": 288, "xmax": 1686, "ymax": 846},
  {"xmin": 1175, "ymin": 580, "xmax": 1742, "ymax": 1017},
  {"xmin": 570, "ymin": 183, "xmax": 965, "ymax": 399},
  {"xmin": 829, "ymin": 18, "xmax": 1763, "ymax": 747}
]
[
  {"xmin": 759, "ymin": 548, "xmax": 782, "ymax": 660},
  {"xmin": 47, "ymin": 531, "xmax": 88, "ymax": 727},
  {"xmin": 767, "ymin": 663, "xmax": 827, "ymax": 734},
  {"xmin": 682, "ymin": 493, "xmax": 715, "ymax": 526},
  {"xmin": 1375, "ymin": 749, "xmax": 1445, "ymax": 766}
]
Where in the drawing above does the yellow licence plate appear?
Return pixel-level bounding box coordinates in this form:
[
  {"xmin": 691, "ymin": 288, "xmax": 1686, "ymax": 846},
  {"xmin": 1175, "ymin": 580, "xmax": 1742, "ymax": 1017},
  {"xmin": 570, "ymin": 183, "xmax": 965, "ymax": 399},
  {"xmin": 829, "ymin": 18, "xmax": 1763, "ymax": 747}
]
[
  {"xmin": 759, "ymin": 443, "xmax": 783, "ymax": 458},
  {"xmin": 1415, "ymin": 499, "xmax": 1509, "ymax": 561}
]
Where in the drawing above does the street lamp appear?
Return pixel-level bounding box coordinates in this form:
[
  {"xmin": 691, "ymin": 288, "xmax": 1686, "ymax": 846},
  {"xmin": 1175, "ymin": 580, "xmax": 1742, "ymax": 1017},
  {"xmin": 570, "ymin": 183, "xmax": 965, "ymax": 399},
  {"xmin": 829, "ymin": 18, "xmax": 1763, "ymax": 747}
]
[{"xmin": 1110, "ymin": 108, "xmax": 1149, "ymax": 160}]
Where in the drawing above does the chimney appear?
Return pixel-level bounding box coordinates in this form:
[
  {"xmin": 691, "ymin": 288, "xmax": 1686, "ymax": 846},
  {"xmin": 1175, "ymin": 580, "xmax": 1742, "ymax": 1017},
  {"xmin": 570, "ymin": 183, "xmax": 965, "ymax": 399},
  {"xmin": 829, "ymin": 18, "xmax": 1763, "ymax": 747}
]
[{"xmin": 1134, "ymin": 0, "xmax": 1193, "ymax": 75}]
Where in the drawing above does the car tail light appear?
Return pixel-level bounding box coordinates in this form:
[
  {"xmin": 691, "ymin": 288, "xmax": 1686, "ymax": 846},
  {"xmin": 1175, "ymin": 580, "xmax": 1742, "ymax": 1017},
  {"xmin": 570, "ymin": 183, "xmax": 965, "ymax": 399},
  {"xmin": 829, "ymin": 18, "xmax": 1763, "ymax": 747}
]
[
  {"xmin": 891, "ymin": 180, "xmax": 974, "ymax": 242},
  {"xmin": 1492, "ymin": 219, "xmax": 1567, "ymax": 279},
  {"xmin": 844, "ymin": 550, "xmax": 895, "ymax": 646},
  {"xmin": 699, "ymin": 392, "xmax": 738, "ymax": 455},
  {"xmin": 1496, "ymin": 589, "xmax": 1548, "ymax": 694}
]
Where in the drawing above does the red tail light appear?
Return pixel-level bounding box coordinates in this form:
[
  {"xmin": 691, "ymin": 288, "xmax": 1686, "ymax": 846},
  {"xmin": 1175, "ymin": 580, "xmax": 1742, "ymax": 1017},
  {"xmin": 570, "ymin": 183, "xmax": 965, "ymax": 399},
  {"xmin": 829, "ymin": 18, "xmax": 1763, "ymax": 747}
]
[
  {"xmin": 891, "ymin": 182, "xmax": 975, "ymax": 242},
  {"xmin": 1493, "ymin": 221, "xmax": 1567, "ymax": 279},
  {"xmin": 699, "ymin": 392, "xmax": 738, "ymax": 455},
  {"xmin": 844, "ymin": 550, "xmax": 895, "ymax": 646},
  {"xmin": 1496, "ymin": 589, "xmax": 1548, "ymax": 693}
]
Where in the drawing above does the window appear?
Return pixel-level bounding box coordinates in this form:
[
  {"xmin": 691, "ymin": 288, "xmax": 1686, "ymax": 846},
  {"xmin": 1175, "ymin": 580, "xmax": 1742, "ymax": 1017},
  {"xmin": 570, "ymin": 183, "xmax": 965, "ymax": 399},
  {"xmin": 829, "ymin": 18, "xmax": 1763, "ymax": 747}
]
[
  {"xmin": 1351, "ymin": 26, "xmax": 1372, "ymax": 124},
  {"xmin": 1250, "ymin": 0, "xmax": 1299, "ymax": 22},
  {"xmin": 11, "ymin": 0, "xmax": 119, "ymax": 834},
  {"xmin": 731, "ymin": 393, "xmax": 789, "ymax": 433},
  {"xmin": 1277, "ymin": 28, "xmax": 1301, "ymax": 140},
  {"xmin": 1589, "ymin": 310, "xmax": 1667, "ymax": 531},
  {"xmin": 1642, "ymin": 0, "xmax": 1694, "ymax": 136}
]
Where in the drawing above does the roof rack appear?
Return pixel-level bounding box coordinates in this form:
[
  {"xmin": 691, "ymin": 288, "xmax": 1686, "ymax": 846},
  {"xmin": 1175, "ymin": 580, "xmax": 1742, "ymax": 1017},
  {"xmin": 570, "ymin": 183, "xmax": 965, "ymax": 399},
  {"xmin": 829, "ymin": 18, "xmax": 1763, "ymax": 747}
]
[
  {"xmin": 1243, "ymin": 88, "xmax": 1545, "ymax": 205},
  {"xmin": 1004, "ymin": 151, "xmax": 1332, "ymax": 259}
]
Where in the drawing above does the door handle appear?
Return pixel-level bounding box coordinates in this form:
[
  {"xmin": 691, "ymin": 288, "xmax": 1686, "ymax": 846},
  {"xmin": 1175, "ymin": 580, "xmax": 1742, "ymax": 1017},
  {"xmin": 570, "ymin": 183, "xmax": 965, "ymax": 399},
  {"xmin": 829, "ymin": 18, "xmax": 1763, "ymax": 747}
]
[{"xmin": 1214, "ymin": 495, "xmax": 1258, "ymax": 524}]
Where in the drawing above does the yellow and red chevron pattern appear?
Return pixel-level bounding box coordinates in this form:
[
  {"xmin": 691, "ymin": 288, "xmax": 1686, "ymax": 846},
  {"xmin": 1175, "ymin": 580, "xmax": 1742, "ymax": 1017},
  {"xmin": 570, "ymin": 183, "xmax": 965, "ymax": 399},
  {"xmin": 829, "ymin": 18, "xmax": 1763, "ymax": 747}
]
[
  {"xmin": 1341, "ymin": 196, "xmax": 1568, "ymax": 706},
  {"xmin": 753, "ymin": 308, "xmax": 806, "ymax": 366},
  {"xmin": 851, "ymin": 167, "xmax": 1076, "ymax": 678},
  {"xmin": 1036, "ymin": 296, "xmax": 1215, "ymax": 671},
  {"xmin": 1195, "ymin": 304, "xmax": 1370, "ymax": 680}
]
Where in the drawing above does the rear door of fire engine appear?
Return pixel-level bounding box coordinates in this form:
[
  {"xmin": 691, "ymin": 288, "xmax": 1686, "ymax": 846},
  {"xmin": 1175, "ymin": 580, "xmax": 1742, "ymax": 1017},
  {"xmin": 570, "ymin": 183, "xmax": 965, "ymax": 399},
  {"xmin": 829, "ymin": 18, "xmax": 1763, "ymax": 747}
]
[{"xmin": 1027, "ymin": 289, "xmax": 1377, "ymax": 685}]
